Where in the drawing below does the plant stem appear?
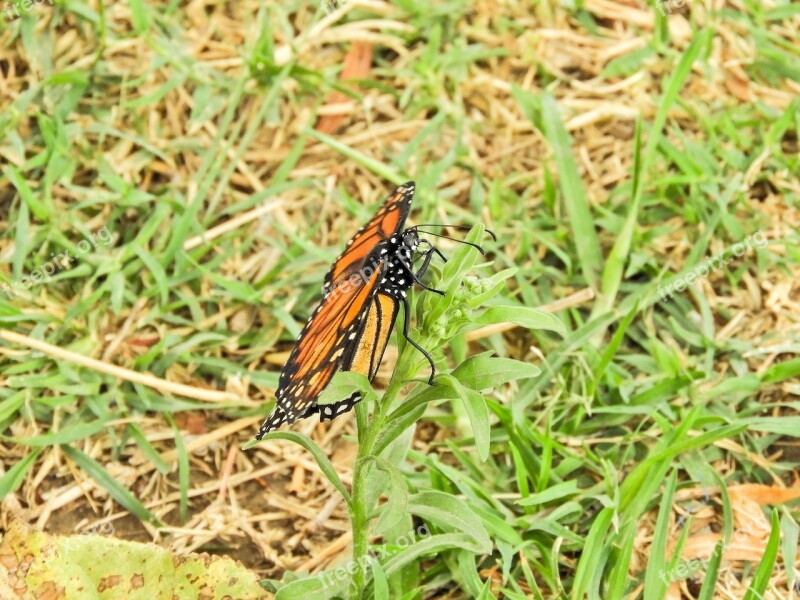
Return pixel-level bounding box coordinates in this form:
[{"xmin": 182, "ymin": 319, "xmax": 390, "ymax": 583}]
[
  {"xmin": 349, "ymin": 451, "xmax": 370, "ymax": 599},
  {"xmin": 349, "ymin": 346, "xmax": 420, "ymax": 599}
]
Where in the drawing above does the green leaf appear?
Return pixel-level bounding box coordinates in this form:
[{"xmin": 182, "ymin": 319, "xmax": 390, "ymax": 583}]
[
  {"xmin": 605, "ymin": 521, "xmax": 638, "ymax": 599},
  {"xmin": 0, "ymin": 519, "xmax": 265, "ymax": 599},
  {"xmin": 8, "ymin": 419, "xmax": 111, "ymax": 447},
  {"xmin": 306, "ymin": 129, "xmax": 404, "ymax": 184},
  {"xmin": 173, "ymin": 421, "xmax": 190, "ymax": 524},
  {"xmin": 3, "ymin": 165, "xmax": 51, "ymax": 220},
  {"xmin": 472, "ymin": 305, "xmax": 566, "ymax": 336},
  {"xmin": 375, "ymin": 378, "xmax": 461, "ymax": 457},
  {"xmin": 248, "ymin": 431, "xmax": 351, "ymax": 506},
  {"xmin": 316, "ymin": 371, "xmax": 375, "ymax": 406},
  {"xmin": 372, "ymin": 458, "xmax": 409, "ymax": 536},
  {"xmin": 439, "ymin": 375, "xmax": 490, "ymax": 461},
  {"xmin": 275, "ymin": 574, "xmax": 344, "ymax": 600},
  {"xmin": 371, "ymin": 559, "xmax": 390, "ymax": 600},
  {"xmin": 407, "ymin": 491, "xmax": 492, "ymax": 553},
  {"xmin": 12, "ymin": 197, "xmax": 29, "ymax": 281},
  {"xmin": 132, "ymin": 245, "xmax": 170, "ymax": 305},
  {"xmin": 126, "ymin": 424, "xmax": 170, "ymax": 475},
  {"xmin": 781, "ymin": 513, "xmax": 799, "ymax": 591},
  {"xmin": 0, "ymin": 391, "xmax": 25, "ymax": 424},
  {"xmin": 381, "ymin": 533, "xmax": 486, "ymax": 577},
  {"xmin": 460, "ymin": 387, "xmax": 491, "ymax": 462},
  {"xmin": 594, "ymin": 30, "xmax": 711, "ymax": 320},
  {"xmin": 453, "ymin": 354, "xmax": 542, "ymax": 391},
  {"xmin": 748, "ymin": 417, "xmax": 800, "ymax": 436},
  {"xmin": 761, "ymin": 358, "xmax": 800, "ymax": 384},
  {"xmin": 373, "ymin": 403, "xmax": 426, "ymax": 458},
  {"xmin": 589, "ymin": 300, "xmax": 639, "ymax": 396},
  {"xmin": 128, "ymin": 0, "xmax": 149, "ymax": 33},
  {"xmin": 516, "ymin": 480, "xmax": 578, "ymax": 507}
]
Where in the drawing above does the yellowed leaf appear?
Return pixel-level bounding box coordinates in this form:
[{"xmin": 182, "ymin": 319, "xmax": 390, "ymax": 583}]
[{"xmin": 729, "ymin": 484, "xmax": 800, "ymax": 505}]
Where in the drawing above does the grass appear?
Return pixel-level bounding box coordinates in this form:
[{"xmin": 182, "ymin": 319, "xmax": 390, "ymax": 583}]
[{"xmin": 1, "ymin": 1, "xmax": 799, "ymax": 599}]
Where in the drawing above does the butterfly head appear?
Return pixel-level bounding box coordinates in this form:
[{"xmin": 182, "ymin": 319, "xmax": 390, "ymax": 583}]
[{"xmin": 400, "ymin": 229, "xmax": 420, "ymax": 252}]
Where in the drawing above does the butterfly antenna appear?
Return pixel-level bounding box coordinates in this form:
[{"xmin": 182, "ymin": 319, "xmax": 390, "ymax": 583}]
[
  {"xmin": 412, "ymin": 224, "xmax": 497, "ymax": 242},
  {"xmin": 413, "ymin": 229, "xmax": 491, "ymax": 255}
]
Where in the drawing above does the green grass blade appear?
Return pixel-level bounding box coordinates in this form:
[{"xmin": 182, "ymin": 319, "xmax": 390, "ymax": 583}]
[
  {"xmin": 643, "ymin": 469, "xmax": 677, "ymax": 600},
  {"xmin": 572, "ymin": 507, "xmax": 614, "ymax": 600},
  {"xmin": 247, "ymin": 431, "xmax": 351, "ymax": 506},
  {"xmin": 167, "ymin": 416, "xmax": 190, "ymax": 524},
  {"xmin": 594, "ymin": 29, "xmax": 712, "ymax": 319},
  {"xmin": 743, "ymin": 510, "xmax": 781, "ymax": 600},
  {"xmin": 62, "ymin": 445, "xmax": 162, "ymax": 526},
  {"xmin": 0, "ymin": 448, "xmax": 41, "ymax": 498},
  {"xmin": 539, "ymin": 93, "xmax": 602, "ymax": 291},
  {"xmin": 696, "ymin": 540, "xmax": 724, "ymax": 600},
  {"xmin": 126, "ymin": 424, "xmax": 170, "ymax": 475},
  {"xmin": 306, "ymin": 129, "xmax": 404, "ymax": 183},
  {"xmin": 3, "ymin": 164, "xmax": 52, "ymax": 220}
]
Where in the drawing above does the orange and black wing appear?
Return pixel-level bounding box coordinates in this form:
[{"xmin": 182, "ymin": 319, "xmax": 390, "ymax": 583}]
[
  {"xmin": 255, "ymin": 264, "xmax": 387, "ymax": 439},
  {"xmin": 317, "ymin": 292, "xmax": 399, "ymax": 421},
  {"xmin": 323, "ymin": 182, "xmax": 414, "ymax": 291}
]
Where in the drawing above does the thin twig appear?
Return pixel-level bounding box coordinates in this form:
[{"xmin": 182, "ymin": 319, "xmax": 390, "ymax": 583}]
[
  {"xmin": 183, "ymin": 199, "xmax": 285, "ymax": 251},
  {"xmin": 217, "ymin": 444, "xmax": 239, "ymax": 503},
  {"xmin": 101, "ymin": 297, "xmax": 147, "ymax": 362},
  {"xmin": 295, "ymin": 531, "xmax": 353, "ymax": 573},
  {"xmin": 0, "ymin": 330, "xmax": 247, "ymax": 404}
]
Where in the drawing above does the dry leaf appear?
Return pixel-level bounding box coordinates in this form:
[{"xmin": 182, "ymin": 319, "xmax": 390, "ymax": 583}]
[
  {"xmin": 316, "ymin": 41, "xmax": 373, "ymax": 134},
  {"xmin": 681, "ymin": 532, "xmax": 771, "ymax": 562},
  {"xmin": 728, "ymin": 484, "xmax": 800, "ymax": 505},
  {"xmin": 175, "ymin": 412, "xmax": 207, "ymax": 435}
]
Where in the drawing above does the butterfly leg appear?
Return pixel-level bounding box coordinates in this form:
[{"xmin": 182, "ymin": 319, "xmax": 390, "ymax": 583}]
[
  {"xmin": 414, "ymin": 245, "xmax": 435, "ymax": 278},
  {"xmin": 429, "ymin": 244, "xmax": 448, "ymax": 263},
  {"xmin": 400, "ymin": 295, "xmax": 436, "ymax": 385},
  {"xmin": 415, "ymin": 241, "xmax": 448, "ymax": 272},
  {"xmin": 400, "ymin": 258, "xmax": 445, "ymax": 296}
]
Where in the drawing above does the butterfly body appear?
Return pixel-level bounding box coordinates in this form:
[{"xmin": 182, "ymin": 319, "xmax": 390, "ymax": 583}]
[{"xmin": 376, "ymin": 231, "xmax": 420, "ymax": 301}]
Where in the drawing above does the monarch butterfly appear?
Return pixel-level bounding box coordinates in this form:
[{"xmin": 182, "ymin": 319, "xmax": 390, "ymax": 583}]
[{"xmin": 255, "ymin": 182, "xmax": 490, "ymax": 439}]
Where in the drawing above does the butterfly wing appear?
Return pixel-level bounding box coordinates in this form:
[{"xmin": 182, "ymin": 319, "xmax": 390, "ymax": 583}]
[
  {"xmin": 345, "ymin": 291, "xmax": 398, "ymax": 380},
  {"xmin": 316, "ymin": 291, "xmax": 399, "ymax": 421},
  {"xmin": 255, "ymin": 264, "xmax": 386, "ymax": 439},
  {"xmin": 256, "ymin": 182, "xmax": 416, "ymax": 439},
  {"xmin": 323, "ymin": 182, "xmax": 414, "ymax": 291}
]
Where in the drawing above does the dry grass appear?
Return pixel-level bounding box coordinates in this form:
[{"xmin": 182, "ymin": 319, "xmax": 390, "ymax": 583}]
[{"xmin": 1, "ymin": 0, "xmax": 799, "ymax": 598}]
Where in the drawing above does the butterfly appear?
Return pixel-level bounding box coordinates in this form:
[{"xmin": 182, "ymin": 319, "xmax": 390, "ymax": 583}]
[{"xmin": 255, "ymin": 181, "xmax": 490, "ymax": 439}]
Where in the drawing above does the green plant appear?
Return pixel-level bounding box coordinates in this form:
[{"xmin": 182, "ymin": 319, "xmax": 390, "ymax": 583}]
[{"xmin": 250, "ymin": 225, "xmax": 564, "ymax": 599}]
